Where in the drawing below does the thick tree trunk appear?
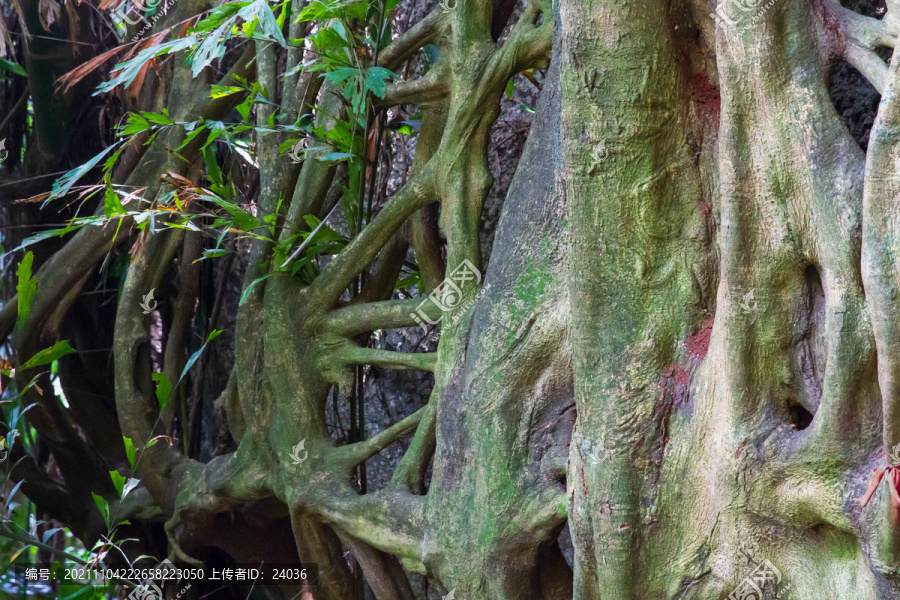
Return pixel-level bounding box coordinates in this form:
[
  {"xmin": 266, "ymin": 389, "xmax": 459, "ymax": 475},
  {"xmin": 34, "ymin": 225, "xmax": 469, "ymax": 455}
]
[{"xmin": 12, "ymin": 0, "xmax": 900, "ymax": 598}]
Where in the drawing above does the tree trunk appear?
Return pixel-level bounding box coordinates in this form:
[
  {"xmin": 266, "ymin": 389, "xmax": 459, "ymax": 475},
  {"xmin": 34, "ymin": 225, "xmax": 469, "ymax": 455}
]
[{"xmin": 8, "ymin": 0, "xmax": 900, "ymax": 598}]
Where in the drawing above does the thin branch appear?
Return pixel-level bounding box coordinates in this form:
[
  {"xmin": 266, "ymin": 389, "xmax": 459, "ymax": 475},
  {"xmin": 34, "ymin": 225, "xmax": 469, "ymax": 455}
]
[
  {"xmin": 825, "ymin": 0, "xmax": 895, "ymax": 50},
  {"xmin": 494, "ymin": 0, "xmax": 554, "ymax": 78},
  {"xmin": 322, "ymin": 297, "xmax": 440, "ymax": 337},
  {"xmin": 353, "ymin": 231, "xmax": 410, "ymax": 304},
  {"xmin": 378, "ymin": 10, "xmax": 444, "ymax": 71},
  {"xmin": 312, "ymin": 489, "xmax": 427, "ymax": 567},
  {"xmin": 377, "ymin": 64, "xmax": 450, "ymax": 108},
  {"xmin": 847, "ymin": 42, "xmax": 889, "ymax": 94},
  {"xmin": 390, "ymin": 403, "xmax": 436, "ymax": 495},
  {"xmin": 333, "ymin": 530, "xmax": 416, "ymax": 600},
  {"xmin": 337, "ymin": 346, "xmax": 437, "ymax": 372},
  {"xmin": 305, "ymin": 164, "xmax": 436, "ymax": 312},
  {"xmin": 334, "ymin": 406, "xmax": 427, "ymax": 468}
]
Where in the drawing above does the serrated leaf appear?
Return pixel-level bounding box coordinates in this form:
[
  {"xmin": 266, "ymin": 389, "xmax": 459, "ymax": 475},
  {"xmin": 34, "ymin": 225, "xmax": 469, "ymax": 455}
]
[{"xmin": 363, "ymin": 66, "xmax": 397, "ymax": 99}]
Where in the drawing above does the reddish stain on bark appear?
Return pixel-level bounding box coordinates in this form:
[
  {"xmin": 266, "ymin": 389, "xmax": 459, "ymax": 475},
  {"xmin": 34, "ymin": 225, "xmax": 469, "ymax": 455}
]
[
  {"xmin": 691, "ymin": 72, "xmax": 720, "ymax": 116},
  {"xmin": 684, "ymin": 316, "xmax": 714, "ymax": 361},
  {"xmin": 698, "ymin": 201, "xmax": 711, "ymax": 216},
  {"xmin": 662, "ymin": 317, "xmax": 715, "ymax": 407},
  {"xmin": 581, "ymin": 467, "xmax": 588, "ymax": 497}
]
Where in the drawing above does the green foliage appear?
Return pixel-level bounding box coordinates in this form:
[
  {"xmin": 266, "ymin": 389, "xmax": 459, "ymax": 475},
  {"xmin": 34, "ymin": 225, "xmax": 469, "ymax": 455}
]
[
  {"xmin": 91, "ymin": 493, "xmax": 110, "ymax": 529},
  {"xmin": 109, "ymin": 471, "xmax": 128, "ymax": 500},
  {"xmin": 15, "ymin": 252, "xmax": 36, "ymax": 333},
  {"xmin": 47, "ymin": 143, "xmax": 122, "ymax": 203},
  {"xmin": 151, "ymin": 372, "xmax": 172, "ymax": 412},
  {"xmin": 0, "ymin": 58, "xmax": 26, "ymax": 78},
  {"xmin": 179, "ymin": 330, "xmax": 222, "ymax": 384},
  {"xmin": 122, "ymin": 437, "xmax": 137, "ymax": 470},
  {"xmin": 20, "ymin": 341, "xmax": 76, "ymax": 370}
]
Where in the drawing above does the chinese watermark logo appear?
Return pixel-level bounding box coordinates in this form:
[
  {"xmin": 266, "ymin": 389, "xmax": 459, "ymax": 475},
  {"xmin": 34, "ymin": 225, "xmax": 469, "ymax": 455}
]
[
  {"xmin": 287, "ymin": 140, "xmax": 305, "ymax": 165},
  {"xmin": 739, "ymin": 289, "xmax": 757, "ymax": 315},
  {"xmin": 140, "ymin": 289, "xmax": 157, "ymax": 315},
  {"xmin": 0, "ymin": 138, "xmax": 7, "ymax": 165},
  {"xmin": 711, "ymin": 0, "xmax": 778, "ymax": 30},
  {"xmin": 442, "ymin": 590, "xmax": 455, "ymax": 600},
  {"xmin": 438, "ymin": 0, "xmax": 456, "ymax": 13},
  {"xmin": 128, "ymin": 559, "xmax": 191, "ymax": 600},
  {"xmin": 728, "ymin": 559, "xmax": 790, "ymax": 600},
  {"xmin": 411, "ymin": 260, "xmax": 486, "ymax": 334},
  {"xmin": 112, "ymin": 0, "xmax": 158, "ymax": 27},
  {"xmin": 290, "ymin": 440, "xmax": 308, "ymax": 465},
  {"xmin": 112, "ymin": 0, "xmax": 180, "ymax": 42},
  {"xmin": 888, "ymin": 442, "xmax": 900, "ymax": 465},
  {"xmin": 0, "ymin": 429, "xmax": 19, "ymax": 463},
  {"xmin": 586, "ymin": 439, "xmax": 610, "ymax": 466},
  {"xmin": 890, "ymin": 145, "xmax": 900, "ymax": 182},
  {"xmin": 591, "ymin": 140, "xmax": 609, "ymax": 166}
]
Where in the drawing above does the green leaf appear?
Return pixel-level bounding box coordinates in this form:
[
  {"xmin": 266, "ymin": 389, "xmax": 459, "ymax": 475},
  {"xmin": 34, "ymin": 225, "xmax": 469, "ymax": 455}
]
[
  {"xmin": 236, "ymin": 0, "xmax": 285, "ymax": 45},
  {"xmin": 423, "ymin": 44, "xmax": 440, "ymax": 65},
  {"xmin": 200, "ymin": 248, "xmax": 229, "ymax": 261},
  {"xmin": 97, "ymin": 36, "xmax": 198, "ymax": 94},
  {"xmin": 5, "ymin": 223, "xmax": 82, "ymax": 255},
  {"xmin": 363, "ymin": 66, "xmax": 397, "ymax": 100},
  {"xmin": 317, "ymin": 152, "xmax": 354, "ymax": 163},
  {"xmin": 42, "ymin": 527, "xmax": 64, "ymax": 544},
  {"xmin": 21, "ymin": 340, "xmax": 76, "ymax": 369},
  {"xmin": 239, "ymin": 276, "xmax": 267, "ymax": 306},
  {"xmin": 123, "ymin": 436, "xmax": 137, "ymax": 470},
  {"xmin": 119, "ymin": 113, "xmax": 152, "ymax": 136},
  {"xmin": 211, "ymin": 84, "xmax": 245, "ymax": 99},
  {"xmin": 203, "ymin": 145, "xmax": 224, "ymax": 188},
  {"xmin": 142, "ymin": 109, "xmax": 173, "ymax": 125},
  {"xmin": 47, "ymin": 143, "xmax": 121, "ymax": 202},
  {"xmin": 0, "ymin": 58, "xmax": 27, "ymax": 77},
  {"xmin": 151, "ymin": 372, "xmax": 172, "ymax": 412},
  {"xmin": 104, "ymin": 188, "xmax": 128, "ymax": 218},
  {"xmin": 296, "ymin": 0, "xmax": 367, "ymax": 22},
  {"xmin": 505, "ymin": 78, "xmax": 514, "ymax": 99},
  {"xmin": 109, "ymin": 470, "xmax": 127, "ymax": 499},
  {"xmin": 122, "ymin": 478, "xmax": 140, "ymax": 499},
  {"xmin": 204, "ymin": 196, "xmax": 260, "ymax": 232},
  {"xmin": 16, "ymin": 252, "xmax": 37, "ymax": 333},
  {"xmin": 395, "ymin": 272, "xmax": 420, "ymax": 290},
  {"xmin": 91, "ymin": 493, "xmax": 110, "ymax": 529},
  {"xmin": 178, "ymin": 330, "xmax": 222, "ymax": 383},
  {"xmin": 324, "ymin": 67, "xmax": 357, "ymax": 86},
  {"xmin": 189, "ymin": 21, "xmax": 235, "ymax": 77}
]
